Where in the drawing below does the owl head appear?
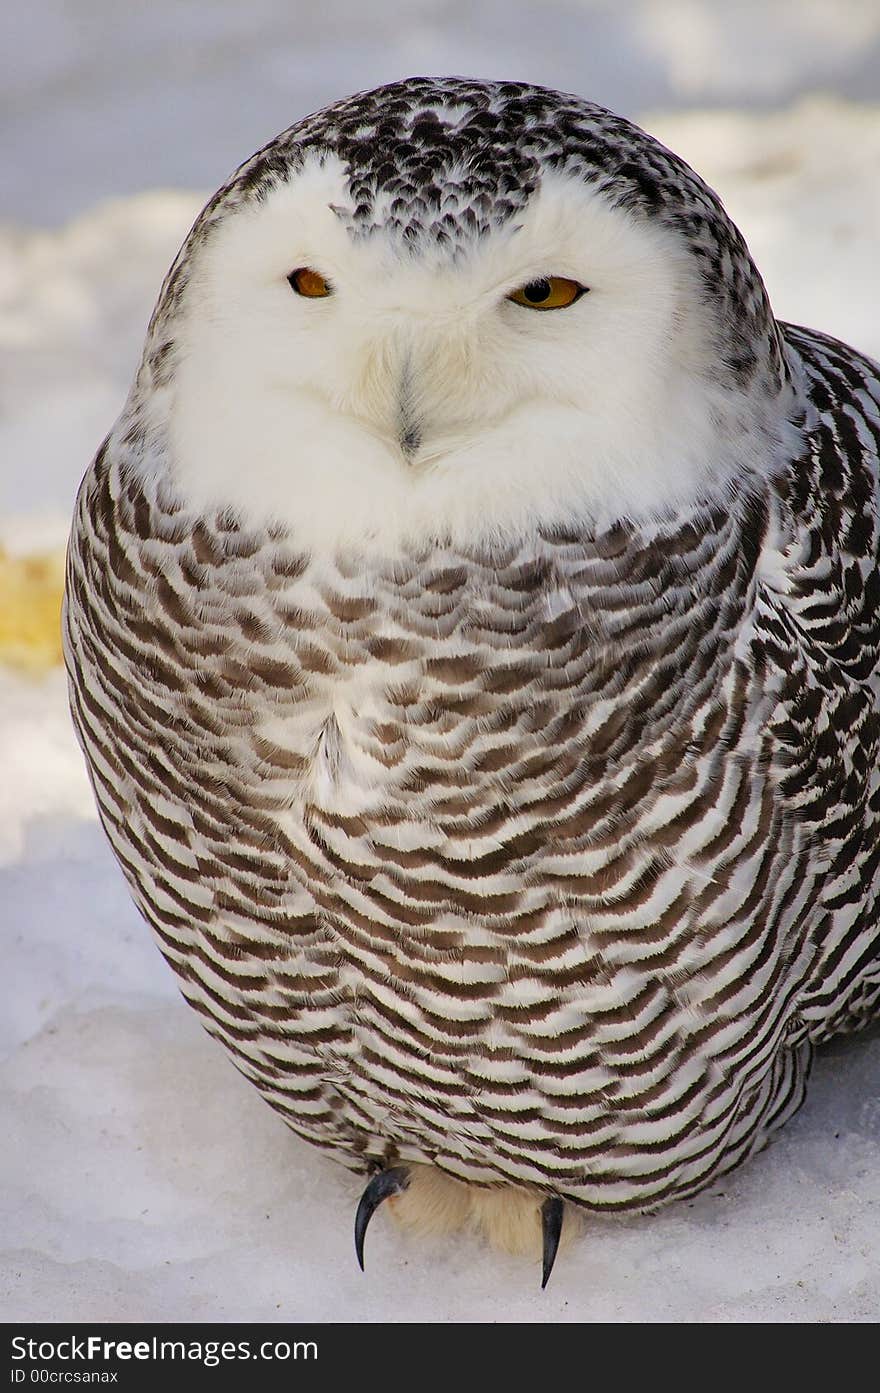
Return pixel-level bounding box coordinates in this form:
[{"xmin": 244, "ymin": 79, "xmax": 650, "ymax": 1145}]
[{"xmin": 128, "ymin": 77, "xmax": 803, "ymax": 550}]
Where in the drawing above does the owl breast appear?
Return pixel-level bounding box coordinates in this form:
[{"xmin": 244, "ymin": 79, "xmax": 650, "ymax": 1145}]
[{"xmin": 63, "ymin": 440, "xmax": 872, "ymax": 1209}]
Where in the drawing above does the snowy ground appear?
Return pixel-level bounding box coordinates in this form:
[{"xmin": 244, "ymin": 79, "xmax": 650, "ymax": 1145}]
[{"xmin": 3, "ymin": 1, "xmax": 880, "ymax": 1324}]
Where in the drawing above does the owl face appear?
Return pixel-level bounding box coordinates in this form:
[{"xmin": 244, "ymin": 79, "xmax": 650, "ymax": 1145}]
[{"xmin": 151, "ymin": 82, "xmax": 800, "ymax": 552}]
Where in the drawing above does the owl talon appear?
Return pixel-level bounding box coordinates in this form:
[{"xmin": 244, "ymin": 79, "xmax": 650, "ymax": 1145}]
[
  {"xmin": 541, "ymin": 1196, "xmax": 564, "ymax": 1289},
  {"xmin": 354, "ymin": 1166, "xmax": 411, "ymax": 1271}
]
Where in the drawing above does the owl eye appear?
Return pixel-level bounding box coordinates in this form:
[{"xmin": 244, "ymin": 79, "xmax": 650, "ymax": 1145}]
[
  {"xmin": 288, "ymin": 267, "xmax": 333, "ymax": 298},
  {"xmin": 508, "ymin": 277, "xmax": 586, "ymax": 310}
]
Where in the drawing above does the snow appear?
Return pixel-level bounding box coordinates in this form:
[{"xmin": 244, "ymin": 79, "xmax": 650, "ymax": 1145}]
[{"xmin": 3, "ymin": 1, "xmax": 879, "ymax": 1324}]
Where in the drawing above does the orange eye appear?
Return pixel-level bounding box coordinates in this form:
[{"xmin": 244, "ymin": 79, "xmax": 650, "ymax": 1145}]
[
  {"xmin": 288, "ymin": 267, "xmax": 333, "ymax": 298},
  {"xmin": 508, "ymin": 277, "xmax": 586, "ymax": 310}
]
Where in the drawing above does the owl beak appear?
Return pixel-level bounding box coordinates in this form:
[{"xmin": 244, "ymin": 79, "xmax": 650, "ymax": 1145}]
[
  {"xmin": 399, "ymin": 420, "xmax": 421, "ymax": 461},
  {"xmin": 396, "ymin": 349, "xmax": 422, "ymax": 463}
]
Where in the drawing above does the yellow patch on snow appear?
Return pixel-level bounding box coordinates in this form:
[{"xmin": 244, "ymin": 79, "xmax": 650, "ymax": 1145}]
[{"xmin": 0, "ymin": 546, "xmax": 66, "ymax": 673}]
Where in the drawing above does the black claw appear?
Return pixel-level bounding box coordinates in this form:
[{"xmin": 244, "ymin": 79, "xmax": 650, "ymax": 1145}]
[
  {"xmin": 354, "ymin": 1166, "xmax": 411, "ymax": 1271},
  {"xmin": 541, "ymin": 1196, "xmax": 564, "ymax": 1289}
]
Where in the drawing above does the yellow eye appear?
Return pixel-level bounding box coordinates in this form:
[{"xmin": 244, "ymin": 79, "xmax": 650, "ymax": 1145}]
[
  {"xmin": 508, "ymin": 277, "xmax": 586, "ymax": 311},
  {"xmin": 288, "ymin": 267, "xmax": 333, "ymax": 298}
]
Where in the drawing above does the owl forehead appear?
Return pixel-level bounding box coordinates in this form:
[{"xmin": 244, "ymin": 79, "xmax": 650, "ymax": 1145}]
[
  {"xmin": 224, "ymin": 77, "xmax": 706, "ymax": 253},
  {"xmin": 245, "ymin": 82, "xmax": 549, "ymax": 251},
  {"xmin": 315, "ymin": 95, "xmax": 542, "ymax": 247}
]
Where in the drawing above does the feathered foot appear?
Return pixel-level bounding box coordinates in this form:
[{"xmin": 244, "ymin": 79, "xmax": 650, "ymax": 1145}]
[{"xmin": 354, "ymin": 1163, "xmax": 574, "ymax": 1287}]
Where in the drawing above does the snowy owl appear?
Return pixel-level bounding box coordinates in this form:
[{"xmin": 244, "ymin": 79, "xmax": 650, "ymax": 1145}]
[{"xmin": 64, "ymin": 77, "xmax": 880, "ymax": 1287}]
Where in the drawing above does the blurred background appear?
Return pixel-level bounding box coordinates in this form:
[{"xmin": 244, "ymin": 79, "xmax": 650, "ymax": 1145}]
[
  {"xmin": 5, "ymin": 0, "xmax": 880, "ymax": 224},
  {"xmin": 2, "ymin": 1, "xmax": 879, "ymax": 1322}
]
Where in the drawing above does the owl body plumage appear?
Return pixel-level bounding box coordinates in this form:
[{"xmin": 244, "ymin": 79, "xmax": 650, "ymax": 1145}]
[{"xmin": 64, "ymin": 79, "xmax": 880, "ymax": 1236}]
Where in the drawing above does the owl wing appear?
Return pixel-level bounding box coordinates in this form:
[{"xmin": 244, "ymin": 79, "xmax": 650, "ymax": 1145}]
[{"xmin": 755, "ymin": 323, "xmax": 880, "ymax": 1035}]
